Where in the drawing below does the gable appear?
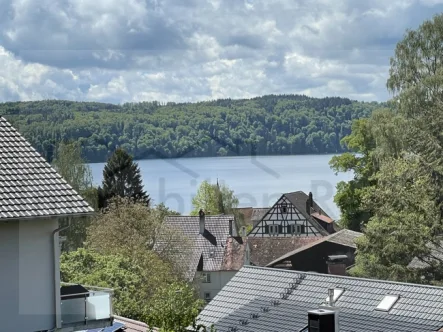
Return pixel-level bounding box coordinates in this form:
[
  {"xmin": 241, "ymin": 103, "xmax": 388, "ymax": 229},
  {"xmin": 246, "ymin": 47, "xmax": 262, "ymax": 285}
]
[
  {"xmin": 248, "ymin": 195, "xmax": 326, "ymax": 237},
  {"xmin": 0, "ymin": 117, "xmax": 93, "ymax": 220}
]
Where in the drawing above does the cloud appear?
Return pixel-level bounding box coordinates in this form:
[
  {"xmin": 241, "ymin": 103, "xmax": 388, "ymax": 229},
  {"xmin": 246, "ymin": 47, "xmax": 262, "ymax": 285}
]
[{"xmin": 0, "ymin": 0, "xmax": 442, "ymax": 103}]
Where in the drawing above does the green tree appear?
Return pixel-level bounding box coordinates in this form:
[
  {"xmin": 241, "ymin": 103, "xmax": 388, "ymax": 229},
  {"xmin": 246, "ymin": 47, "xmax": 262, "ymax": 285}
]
[
  {"xmin": 52, "ymin": 141, "xmax": 97, "ymax": 251},
  {"xmin": 191, "ymin": 180, "xmax": 239, "ymax": 216},
  {"xmin": 101, "ymin": 148, "xmax": 150, "ymax": 207},
  {"xmin": 86, "ymin": 198, "xmax": 192, "ymax": 278},
  {"xmin": 351, "ymin": 13, "xmax": 443, "ymax": 282},
  {"xmin": 147, "ymin": 282, "xmax": 204, "ymax": 332},
  {"xmin": 60, "ymin": 248, "xmax": 147, "ymax": 320}
]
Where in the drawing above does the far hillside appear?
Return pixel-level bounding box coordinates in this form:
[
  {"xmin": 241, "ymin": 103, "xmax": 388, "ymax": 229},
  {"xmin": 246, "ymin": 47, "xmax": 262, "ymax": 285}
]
[{"xmin": 0, "ymin": 95, "xmax": 384, "ymax": 163}]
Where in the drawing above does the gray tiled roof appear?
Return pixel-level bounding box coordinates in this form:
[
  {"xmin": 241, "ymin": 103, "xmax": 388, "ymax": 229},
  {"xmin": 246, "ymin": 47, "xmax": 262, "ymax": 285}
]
[
  {"xmin": 163, "ymin": 215, "xmax": 236, "ymax": 279},
  {"xmin": 197, "ymin": 265, "xmax": 443, "ymax": 332},
  {"xmin": 265, "ymin": 229, "xmax": 362, "ymax": 267},
  {"xmin": 0, "ymin": 117, "xmax": 94, "ymax": 220}
]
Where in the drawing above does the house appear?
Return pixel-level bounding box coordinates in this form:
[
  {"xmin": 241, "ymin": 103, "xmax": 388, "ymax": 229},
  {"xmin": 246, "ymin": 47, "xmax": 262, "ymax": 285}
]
[
  {"xmin": 163, "ymin": 210, "xmax": 247, "ymax": 303},
  {"xmin": 0, "ymin": 116, "xmax": 113, "ymax": 332},
  {"xmin": 197, "ymin": 265, "xmax": 443, "ymax": 331},
  {"xmin": 248, "ymin": 191, "xmax": 339, "ymax": 237},
  {"xmin": 243, "ymin": 191, "xmax": 340, "ymax": 267},
  {"xmin": 265, "ymin": 229, "xmax": 362, "ymax": 273},
  {"xmin": 234, "ymin": 207, "xmax": 269, "ymax": 228}
]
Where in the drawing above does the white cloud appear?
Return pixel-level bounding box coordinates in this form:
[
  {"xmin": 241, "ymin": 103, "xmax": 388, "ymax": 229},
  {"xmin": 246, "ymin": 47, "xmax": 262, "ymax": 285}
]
[{"xmin": 0, "ymin": 0, "xmax": 442, "ymax": 103}]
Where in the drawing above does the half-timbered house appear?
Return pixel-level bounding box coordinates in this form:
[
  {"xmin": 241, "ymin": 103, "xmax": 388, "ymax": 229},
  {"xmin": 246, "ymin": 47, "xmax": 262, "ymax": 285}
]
[{"xmin": 248, "ymin": 191, "xmax": 338, "ymax": 238}]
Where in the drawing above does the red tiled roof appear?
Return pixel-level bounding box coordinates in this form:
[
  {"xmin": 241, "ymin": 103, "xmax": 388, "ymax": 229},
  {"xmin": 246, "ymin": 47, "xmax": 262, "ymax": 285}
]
[{"xmin": 311, "ymin": 212, "xmax": 334, "ymax": 224}]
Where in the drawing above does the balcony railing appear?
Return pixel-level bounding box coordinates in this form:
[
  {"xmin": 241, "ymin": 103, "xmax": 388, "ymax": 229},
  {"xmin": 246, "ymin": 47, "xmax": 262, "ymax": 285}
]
[{"xmin": 60, "ymin": 282, "xmax": 114, "ymax": 330}]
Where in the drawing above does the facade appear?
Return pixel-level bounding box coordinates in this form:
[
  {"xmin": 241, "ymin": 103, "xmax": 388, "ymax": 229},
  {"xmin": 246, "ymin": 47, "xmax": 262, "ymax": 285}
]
[
  {"xmin": 197, "ymin": 265, "xmax": 443, "ymax": 331},
  {"xmin": 266, "ymin": 229, "xmax": 362, "ymax": 273},
  {"xmin": 163, "ymin": 211, "xmax": 247, "ymax": 303},
  {"xmin": 0, "ymin": 116, "xmax": 113, "ymax": 332},
  {"xmin": 248, "ymin": 191, "xmax": 337, "ymax": 238}
]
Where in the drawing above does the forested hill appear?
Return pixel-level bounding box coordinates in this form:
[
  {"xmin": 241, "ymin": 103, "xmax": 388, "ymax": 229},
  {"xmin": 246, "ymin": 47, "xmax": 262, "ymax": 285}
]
[{"xmin": 0, "ymin": 95, "xmax": 384, "ymax": 163}]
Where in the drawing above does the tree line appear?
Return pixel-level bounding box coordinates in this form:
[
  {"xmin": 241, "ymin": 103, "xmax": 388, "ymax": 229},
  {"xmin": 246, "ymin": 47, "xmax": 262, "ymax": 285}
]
[{"xmin": 0, "ymin": 95, "xmax": 381, "ymax": 163}]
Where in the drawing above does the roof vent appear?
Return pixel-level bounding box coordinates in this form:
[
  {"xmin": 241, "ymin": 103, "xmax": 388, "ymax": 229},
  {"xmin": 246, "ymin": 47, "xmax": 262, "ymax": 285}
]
[
  {"xmin": 228, "ymin": 327, "xmax": 238, "ymax": 332},
  {"xmin": 261, "ymin": 306, "xmax": 269, "ymax": 312},
  {"xmin": 209, "ymin": 250, "xmax": 215, "ymax": 258},
  {"xmin": 250, "ymin": 313, "xmax": 259, "ymax": 319}
]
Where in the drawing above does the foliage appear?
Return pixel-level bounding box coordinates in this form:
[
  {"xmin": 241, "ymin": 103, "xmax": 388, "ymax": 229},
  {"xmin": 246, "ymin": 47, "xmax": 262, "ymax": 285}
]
[
  {"xmin": 0, "ymin": 95, "xmax": 382, "ymax": 163},
  {"xmin": 329, "ymin": 109, "xmax": 405, "ymax": 231},
  {"xmin": 101, "ymin": 148, "xmax": 150, "ymax": 207},
  {"xmin": 146, "ymin": 282, "xmax": 204, "ymax": 332},
  {"xmin": 350, "ymin": 156, "xmax": 441, "ymax": 282},
  {"xmin": 52, "ymin": 141, "xmax": 97, "ymax": 251},
  {"xmin": 60, "ymin": 248, "xmax": 147, "ymax": 320},
  {"xmin": 345, "ymin": 13, "xmax": 443, "ymax": 282},
  {"xmin": 86, "ymin": 198, "xmax": 191, "ymax": 278},
  {"xmin": 191, "ymin": 180, "xmax": 239, "ymax": 216}
]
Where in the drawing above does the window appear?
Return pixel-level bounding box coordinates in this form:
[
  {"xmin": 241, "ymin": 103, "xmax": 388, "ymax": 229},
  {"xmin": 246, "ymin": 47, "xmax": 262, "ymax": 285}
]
[
  {"xmin": 202, "ymin": 273, "xmax": 211, "ymax": 283},
  {"xmin": 269, "ymin": 224, "xmax": 279, "ymax": 235},
  {"xmin": 289, "ymin": 224, "xmax": 306, "ymax": 235},
  {"xmin": 280, "ymin": 203, "xmax": 288, "ymax": 214},
  {"xmin": 324, "ymin": 288, "xmax": 344, "ymax": 303},
  {"xmin": 375, "ymin": 295, "xmax": 399, "ymax": 311},
  {"xmin": 204, "ymin": 292, "xmax": 211, "ymax": 303}
]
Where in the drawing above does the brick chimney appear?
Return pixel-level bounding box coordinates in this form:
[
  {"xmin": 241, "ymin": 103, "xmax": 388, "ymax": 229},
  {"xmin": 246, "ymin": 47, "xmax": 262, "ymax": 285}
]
[
  {"xmin": 228, "ymin": 219, "xmax": 233, "ymax": 236},
  {"xmin": 199, "ymin": 209, "xmax": 205, "ymax": 234},
  {"xmin": 327, "ymin": 255, "xmax": 347, "ymax": 276}
]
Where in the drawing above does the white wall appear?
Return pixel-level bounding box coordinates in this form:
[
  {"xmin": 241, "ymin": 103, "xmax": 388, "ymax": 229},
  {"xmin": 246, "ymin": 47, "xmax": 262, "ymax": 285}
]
[
  {"xmin": 0, "ymin": 218, "xmax": 58, "ymax": 332},
  {"xmin": 197, "ymin": 271, "xmax": 237, "ymax": 302}
]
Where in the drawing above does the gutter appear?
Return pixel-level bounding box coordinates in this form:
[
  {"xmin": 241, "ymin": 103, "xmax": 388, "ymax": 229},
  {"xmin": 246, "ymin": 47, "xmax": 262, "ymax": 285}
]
[{"xmin": 52, "ymin": 219, "xmax": 71, "ymax": 329}]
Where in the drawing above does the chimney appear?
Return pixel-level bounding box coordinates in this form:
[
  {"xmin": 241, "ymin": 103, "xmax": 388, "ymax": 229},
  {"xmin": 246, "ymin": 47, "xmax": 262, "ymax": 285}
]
[
  {"xmin": 306, "ymin": 199, "xmax": 311, "ymax": 215},
  {"xmin": 244, "ymin": 242, "xmax": 250, "ymax": 266},
  {"xmin": 309, "ymin": 191, "xmax": 313, "ymax": 208},
  {"xmin": 229, "ymin": 219, "xmax": 233, "ymax": 236},
  {"xmin": 199, "ymin": 209, "xmax": 205, "ymax": 234},
  {"xmin": 327, "ymin": 255, "xmax": 348, "ymax": 276}
]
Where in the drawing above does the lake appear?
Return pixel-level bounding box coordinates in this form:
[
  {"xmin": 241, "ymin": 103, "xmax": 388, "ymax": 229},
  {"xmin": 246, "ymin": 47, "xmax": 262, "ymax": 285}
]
[{"xmin": 89, "ymin": 154, "xmax": 353, "ymax": 220}]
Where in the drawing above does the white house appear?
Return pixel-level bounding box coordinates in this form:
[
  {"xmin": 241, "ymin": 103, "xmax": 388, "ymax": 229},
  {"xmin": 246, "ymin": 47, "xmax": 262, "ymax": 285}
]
[{"xmin": 0, "ymin": 117, "xmax": 114, "ymax": 332}]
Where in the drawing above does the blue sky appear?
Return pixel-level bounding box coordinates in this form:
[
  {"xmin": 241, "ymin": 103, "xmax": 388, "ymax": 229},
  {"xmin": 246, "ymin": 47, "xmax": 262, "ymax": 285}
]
[{"xmin": 1, "ymin": 0, "xmax": 443, "ymax": 103}]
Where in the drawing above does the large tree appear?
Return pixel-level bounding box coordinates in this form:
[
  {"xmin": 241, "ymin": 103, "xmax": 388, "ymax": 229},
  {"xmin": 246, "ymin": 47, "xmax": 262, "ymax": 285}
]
[
  {"xmin": 86, "ymin": 198, "xmax": 191, "ymax": 278},
  {"xmin": 191, "ymin": 179, "xmax": 239, "ymax": 216},
  {"xmin": 348, "ymin": 14, "xmax": 443, "ymax": 282},
  {"xmin": 52, "ymin": 141, "xmax": 97, "ymax": 251},
  {"xmin": 101, "ymin": 148, "xmax": 150, "ymax": 207}
]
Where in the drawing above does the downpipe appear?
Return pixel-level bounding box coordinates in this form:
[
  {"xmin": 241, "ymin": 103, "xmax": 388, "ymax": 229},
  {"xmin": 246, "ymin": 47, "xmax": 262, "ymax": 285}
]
[{"xmin": 52, "ymin": 220, "xmax": 71, "ymax": 330}]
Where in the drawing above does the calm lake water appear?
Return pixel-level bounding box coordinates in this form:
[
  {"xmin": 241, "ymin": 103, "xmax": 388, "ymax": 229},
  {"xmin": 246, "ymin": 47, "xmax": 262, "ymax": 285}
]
[{"xmin": 89, "ymin": 154, "xmax": 353, "ymax": 220}]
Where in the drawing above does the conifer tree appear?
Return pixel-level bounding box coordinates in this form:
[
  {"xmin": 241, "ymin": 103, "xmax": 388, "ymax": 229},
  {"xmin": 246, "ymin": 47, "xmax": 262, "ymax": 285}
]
[{"xmin": 101, "ymin": 148, "xmax": 150, "ymax": 207}]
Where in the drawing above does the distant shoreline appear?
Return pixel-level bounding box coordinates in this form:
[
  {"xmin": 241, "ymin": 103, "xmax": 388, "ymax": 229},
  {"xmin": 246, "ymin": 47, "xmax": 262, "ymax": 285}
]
[{"xmin": 88, "ymin": 152, "xmax": 344, "ymax": 164}]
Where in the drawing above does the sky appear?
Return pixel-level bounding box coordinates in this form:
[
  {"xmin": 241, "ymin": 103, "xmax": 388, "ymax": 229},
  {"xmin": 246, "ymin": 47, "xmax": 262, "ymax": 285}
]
[{"xmin": 1, "ymin": 0, "xmax": 443, "ymax": 104}]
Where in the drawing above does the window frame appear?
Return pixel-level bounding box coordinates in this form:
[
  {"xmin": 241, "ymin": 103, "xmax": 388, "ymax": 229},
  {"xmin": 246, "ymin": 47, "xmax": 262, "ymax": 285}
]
[
  {"xmin": 268, "ymin": 224, "xmax": 279, "ymax": 236},
  {"xmin": 202, "ymin": 272, "xmax": 211, "ymax": 283}
]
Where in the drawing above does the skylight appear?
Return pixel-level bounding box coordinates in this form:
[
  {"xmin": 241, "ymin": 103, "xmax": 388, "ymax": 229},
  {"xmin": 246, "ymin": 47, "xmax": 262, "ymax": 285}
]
[
  {"xmin": 375, "ymin": 295, "xmax": 399, "ymax": 311},
  {"xmin": 324, "ymin": 288, "xmax": 344, "ymax": 303}
]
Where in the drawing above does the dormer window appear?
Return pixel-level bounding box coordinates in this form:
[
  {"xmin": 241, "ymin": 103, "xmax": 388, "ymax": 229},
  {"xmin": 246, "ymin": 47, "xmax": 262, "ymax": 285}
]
[{"xmin": 375, "ymin": 295, "xmax": 399, "ymax": 311}]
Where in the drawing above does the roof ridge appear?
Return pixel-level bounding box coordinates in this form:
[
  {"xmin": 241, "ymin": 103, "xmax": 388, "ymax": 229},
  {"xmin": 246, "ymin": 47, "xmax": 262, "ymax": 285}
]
[{"xmin": 241, "ymin": 265, "xmax": 443, "ymax": 290}]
